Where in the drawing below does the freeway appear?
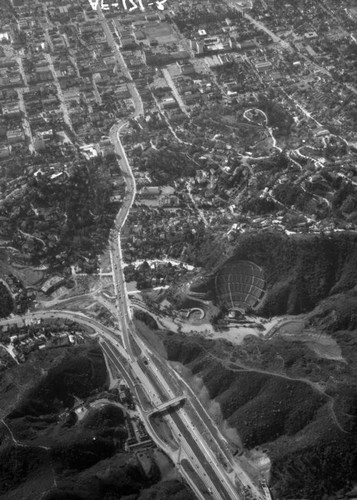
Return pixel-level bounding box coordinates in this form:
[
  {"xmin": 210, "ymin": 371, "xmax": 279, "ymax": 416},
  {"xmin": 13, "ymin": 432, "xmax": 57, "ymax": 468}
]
[
  {"xmin": 0, "ymin": 307, "xmax": 231, "ymax": 496},
  {"xmin": 106, "ymin": 90, "xmax": 266, "ymax": 500},
  {"xmin": 98, "ymin": 315, "xmax": 230, "ymax": 499},
  {"xmin": 181, "ymin": 458, "xmax": 213, "ymax": 500},
  {"xmin": 0, "ymin": 6, "xmax": 267, "ymax": 500},
  {"xmin": 171, "ymin": 412, "xmax": 233, "ymax": 500},
  {"xmin": 94, "ymin": 6, "xmax": 266, "ymax": 500},
  {"xmin": 0, "ymin": 308, "xmax": 127, "ymax": 356},
  {"xmin": 0, "ymin": 213, "xmax": 264, "ymax": 498}
]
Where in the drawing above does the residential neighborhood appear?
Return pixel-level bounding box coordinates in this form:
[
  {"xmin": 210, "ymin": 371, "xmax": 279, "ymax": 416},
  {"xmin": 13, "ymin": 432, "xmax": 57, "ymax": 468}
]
[{"xmin": 0, "ymin": 2, "xmax": 357, "ymax": 500}]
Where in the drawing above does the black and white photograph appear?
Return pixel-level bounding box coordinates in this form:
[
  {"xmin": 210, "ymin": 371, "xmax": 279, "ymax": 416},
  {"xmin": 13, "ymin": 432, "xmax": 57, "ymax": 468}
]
[{"xmin": 0, "ymin": 0, "xmax": 356, "ymax": 499}]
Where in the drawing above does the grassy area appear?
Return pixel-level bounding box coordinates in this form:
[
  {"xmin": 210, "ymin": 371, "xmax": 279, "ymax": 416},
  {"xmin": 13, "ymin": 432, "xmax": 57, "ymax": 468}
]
[
  {"xmin": 133, "ymin": 317, "xmax": 167, "ymax": 358},
  {"xmin": 12, "ymin": 265, "xmax": 46, "ymax": 288}
]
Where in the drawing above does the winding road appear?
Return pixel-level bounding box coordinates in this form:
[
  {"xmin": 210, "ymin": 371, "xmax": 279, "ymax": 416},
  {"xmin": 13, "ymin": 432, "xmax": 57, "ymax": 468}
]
[{"xmin": 0, "ymin": 7, "xmax": 269, "ymax": 500}]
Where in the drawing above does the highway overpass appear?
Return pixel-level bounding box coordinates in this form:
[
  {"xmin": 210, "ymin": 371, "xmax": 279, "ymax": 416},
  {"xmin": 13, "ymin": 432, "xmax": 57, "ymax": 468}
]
[{"xmin": 147, "ymin": 395, "xmax": 186, "ymax": 416}]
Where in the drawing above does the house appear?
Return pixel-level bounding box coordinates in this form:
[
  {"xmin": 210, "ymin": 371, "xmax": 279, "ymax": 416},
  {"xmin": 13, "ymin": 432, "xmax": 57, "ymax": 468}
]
[
  {"xmin": 160, "ymin": 97, "xmax": 177, "ymax": 109},
  {"xmin": 2, "ymin": 103, "xmax": 21, "ymax": 117},
  {"xmin": 0, "ymin": 145, "xmax": 11, "ymax": 158},
  {"xmin": 255, "ymin": 61, "xmax": 272, "ymax": 73},
  {"xmin": 177, "ymin": 62, "xmax": 194, "ymax": 75},
  {"xmin": 140, "ymin": 186, "xmax": 161, "ymax": 198},
  {"xmin": 35, "ymin": 66, "xmax": 53, "ymax": 82},
  {"xmin": 7, "ymin": 128, "xmax": 25, "ymax": 144}
]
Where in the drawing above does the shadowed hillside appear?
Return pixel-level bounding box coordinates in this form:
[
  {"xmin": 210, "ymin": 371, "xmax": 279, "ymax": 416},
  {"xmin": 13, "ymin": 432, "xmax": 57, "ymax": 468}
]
[
  {"xmin": 0, "ymin": 343, "xmax": 194, "ymax": 500},
  {"xmin": 160, "ymin": 302, "xmax": 357, "ymax": 500},
  {"xmin": 191, "ymin": 231, "xmax": 357, "ymax": 316}
]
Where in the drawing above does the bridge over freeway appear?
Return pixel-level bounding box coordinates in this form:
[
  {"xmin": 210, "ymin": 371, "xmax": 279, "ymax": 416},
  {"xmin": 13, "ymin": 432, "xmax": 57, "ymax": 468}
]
[{"xmin": 147, "ymin": 395, "xmax": 186, "ymax": 416}]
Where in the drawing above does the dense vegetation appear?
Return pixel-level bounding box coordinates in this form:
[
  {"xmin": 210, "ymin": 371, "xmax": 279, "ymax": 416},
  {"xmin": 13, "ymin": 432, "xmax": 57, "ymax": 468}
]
[
  {"xmin": 158, "ymin": 229, "xmax": 357, "ymax": 498},
  {"xmin": 1, "ymin": 158, "xmax": 117, "ymax": 271},
  {"xmin": 0, "ymin": 282, "xmax": 13, "ymax": 318},
  {"xmin": 134, "ymin": 309, "xmax": 159, "ymax": 330},
  {"xmin": 131, "ymin": 142, "xmax": 196, "ymax": 185},
  {"xmin": 0, "ymin": 342, "xmax": 195, "ymax": 500},
  {"xmin": 256, "ymin": 95, "xmax": 294, "ymax": 137},
  {"xmin": 203, "ymin": 231, "xmax": 357, "ymax": 316},
  {"xmin": 162, "ymin": 324, "xmax": 357, "ymax": 500},
  {"xmin": 8, "ymin": 345, "xmax": 108, "ymax": 418}
]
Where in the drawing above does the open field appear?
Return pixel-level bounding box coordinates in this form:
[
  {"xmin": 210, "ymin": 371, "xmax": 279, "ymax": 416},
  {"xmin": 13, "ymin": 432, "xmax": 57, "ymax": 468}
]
[{"xmin": 144, "ymin": 22, "xmax": 177, "ymax": 43}]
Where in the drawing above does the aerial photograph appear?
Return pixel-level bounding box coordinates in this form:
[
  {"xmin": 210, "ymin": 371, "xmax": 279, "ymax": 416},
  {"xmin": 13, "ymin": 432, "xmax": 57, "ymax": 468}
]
[{"xmin": 0, "ymin": 0, "xmax": 357, "ymax": 499}]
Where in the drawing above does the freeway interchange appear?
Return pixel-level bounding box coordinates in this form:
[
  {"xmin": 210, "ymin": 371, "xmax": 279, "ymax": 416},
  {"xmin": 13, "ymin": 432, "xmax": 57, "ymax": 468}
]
[
  {"xmin": 106, "ymin": 125, "xmax": 246, "ymax": 499},
  {"xmin": 0, "ymin": 290, "xmax": 265, "ymax": 499},
  {"xmin": 105, "ymin": 119, "xmax": 266, "ymax": 500},
  {"xmin": 0, "ymin": 7, "xmax": 268, "ymax": 500},
  {"xmin": 95, "ymin": 14, "xmax": 266, "ymax": 494}
]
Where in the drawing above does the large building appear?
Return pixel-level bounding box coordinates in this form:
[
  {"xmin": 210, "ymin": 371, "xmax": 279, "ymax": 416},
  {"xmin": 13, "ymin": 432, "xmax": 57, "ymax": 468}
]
[
  {"xmin": 255, "ymin": 60, "xmax": 272, "ymax": 73},
  {"xmin": 2, "ymin": 102, "xmax": 21, "ymax": 117},
  {"xmin": 7, "ymin": 128, "xmax": 25, "ymax": 144}
]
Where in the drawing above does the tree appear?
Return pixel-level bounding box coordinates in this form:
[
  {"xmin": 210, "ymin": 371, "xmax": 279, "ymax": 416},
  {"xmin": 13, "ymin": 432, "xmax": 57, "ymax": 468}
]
[{"xmin": 0, "ymin": 283, "xmax": 13, "ymax": 318}]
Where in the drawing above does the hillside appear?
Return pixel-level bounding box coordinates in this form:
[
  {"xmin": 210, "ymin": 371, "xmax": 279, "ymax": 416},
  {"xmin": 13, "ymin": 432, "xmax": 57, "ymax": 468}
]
[
  {"xmin": 155, "ymin": 229, "xmax": 357, "ymax": 499},
  {"xmin": 159, "ymin": 294, "xmax": 357, "ymax": 500},
  {"xmin": 189, "ymin": 230, "xmax": 357, "ymax": 317},
  {"xmin": 0, "ymin": 157, "xmax": 119, "ymax": 271},
  {"xmin": 228, "ymin": 232, "xmax": 357, "ymax": 316},
  {"xmin": 0, "ymin": 342, "xmax": 194, "ymax": 500}
]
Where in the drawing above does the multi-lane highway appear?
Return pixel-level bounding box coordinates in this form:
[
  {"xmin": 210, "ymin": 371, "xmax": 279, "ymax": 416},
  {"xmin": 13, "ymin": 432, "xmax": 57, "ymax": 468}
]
[
  {"xmin": 0, "ymin": 6, "xmax": 268, "ymax": 500},
  {"xmin": 96, "ymin": 6, "xmax": 266, "ymax": 500},
  {"xmin": 97, "ymin": 14, "xmax": 266, "ymax": 500},
  {"xmin": 94, "ymin": 10, "xmax": 243, "ymax": 498},
  {"xmin": 0, "ymin": 192, "xmax": 265, "ymax": 499},
  {"xmin": 0, "ymin": 304, "xmax": 265, "ymax": 500}
]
